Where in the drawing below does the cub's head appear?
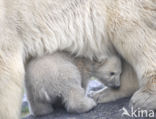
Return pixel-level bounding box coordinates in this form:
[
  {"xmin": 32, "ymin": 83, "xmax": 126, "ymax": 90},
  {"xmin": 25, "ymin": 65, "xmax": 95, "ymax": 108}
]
[{"xmin": 94, "ymin": 56, "xmax": 122, "ymax": 89}]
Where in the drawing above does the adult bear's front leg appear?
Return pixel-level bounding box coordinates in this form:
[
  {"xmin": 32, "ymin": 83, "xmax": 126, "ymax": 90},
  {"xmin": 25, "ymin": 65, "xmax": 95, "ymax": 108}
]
[
  {"xmin": 129, "ymin": 71, "xmax": 156, "ymax": 110},
  {"xmin": 130, "ymin": 87, "xmax": 156, "ymax": 110},
  {"xmin": 127, "ymin": 41, "xmax": 156, "ymax": 110},
  {"xmin": 110, "ymin": 22, "xmax": 156, "ymax": 110},
  {"xmin": 0, "ymin": 49, "xmax": 24, "ymax": 119}
]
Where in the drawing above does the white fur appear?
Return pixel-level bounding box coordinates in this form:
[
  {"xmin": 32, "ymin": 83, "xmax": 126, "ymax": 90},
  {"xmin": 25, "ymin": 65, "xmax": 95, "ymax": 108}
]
[
  {"xmin": 25, "ymin": 53, "xmax": 97, "ymax": 116},
  {"xmin": 0, "ymin": 0, "xmax": 155, "ymax": 118},
  {"xmin": 25, "ymin": 52, "xmax": 122, "ymax": 116}
]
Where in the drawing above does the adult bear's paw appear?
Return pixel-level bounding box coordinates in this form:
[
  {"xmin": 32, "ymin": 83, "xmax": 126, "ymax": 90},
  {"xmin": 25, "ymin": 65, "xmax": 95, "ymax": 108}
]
[{"xmin": 129, "ymin": 88, "xmax": 156, "ymax": 110}]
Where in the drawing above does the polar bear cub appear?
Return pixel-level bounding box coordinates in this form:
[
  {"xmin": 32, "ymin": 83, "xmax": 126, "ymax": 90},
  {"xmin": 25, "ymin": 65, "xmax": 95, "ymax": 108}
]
[{"xmin": 25, "ymin": 52, "xmax": 122, "ymax": 116}]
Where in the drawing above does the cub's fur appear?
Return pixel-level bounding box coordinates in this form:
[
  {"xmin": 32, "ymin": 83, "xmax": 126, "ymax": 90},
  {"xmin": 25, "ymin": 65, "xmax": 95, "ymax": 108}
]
[
  {"xmin": 0, "ymin": 0, "xmax": 155, "ymax": 118},
  {"xmin": 25, "ymin": 52, "xmax": 122, "ymax": 116}
]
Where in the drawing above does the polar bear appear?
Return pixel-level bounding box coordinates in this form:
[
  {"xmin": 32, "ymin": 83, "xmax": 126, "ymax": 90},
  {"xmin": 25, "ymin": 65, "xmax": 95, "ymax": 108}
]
[
  {"xmin": 25, "ymin": 52, "xmax": 122, "ymax": 116},
  {"xmin": 0, "ymin": 0, "xmax": 155, "ymax": 118},
  {"xmin": 90, "ymin": 60, "xmax": 139, "ymax": 104}
]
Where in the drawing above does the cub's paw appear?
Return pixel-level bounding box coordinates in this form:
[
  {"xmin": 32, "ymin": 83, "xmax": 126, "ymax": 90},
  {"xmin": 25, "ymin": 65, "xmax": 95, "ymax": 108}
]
[
  {"xmin": 78, "ymin": 97, "xmax": 97, "ymax": 113},
  {"xmin": 67, "ymin": 97, "xmax": 96, "ymax": 113},
  {"xmin": 130, "ymin": 88, "xmax": 156, "ymax": 110},
  {"xmin": 88, "ymin": 88, "xmax": 117, "ymax": 104},
  {"xmin": 87, "ymin": 89, "xmax": 104, "ymax": 102},
  {"xmin": 87, "ymin": 90, "xmax": 97, "ymax": 98},
  {"xmin": 86, "ymin": 97, "xmax": 97, "ymax": 110}
]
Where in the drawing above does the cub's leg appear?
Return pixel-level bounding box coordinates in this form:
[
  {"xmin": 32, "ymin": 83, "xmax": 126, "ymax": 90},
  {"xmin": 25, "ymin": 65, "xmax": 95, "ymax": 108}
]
[
  {"xmin": 27, "ymin": 99, "xmax": 54, "ymax": 116},
  {"xmin": 25, "ymin": 81, "xmax": 54, "ymax": 116},
  {"xmin": 0, "ymin": 49, "xmax": 24, "ymax": 119},
  {"xmin": 65, "ymin": 86, "xmax": 96, "ymax": 113},
  {"xmin": 90, "ymin": 61, "xmax": 139, "ymax": 103},
  {"xmin": 25, "ymin": 59, "xmax": 55, "ymax": 116}
]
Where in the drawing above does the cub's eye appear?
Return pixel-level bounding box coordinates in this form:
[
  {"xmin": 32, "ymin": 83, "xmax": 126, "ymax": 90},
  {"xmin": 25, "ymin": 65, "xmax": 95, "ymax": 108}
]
[{"xmin": 110, "ymin": 72, "xmax": 115, "ymax": 76}]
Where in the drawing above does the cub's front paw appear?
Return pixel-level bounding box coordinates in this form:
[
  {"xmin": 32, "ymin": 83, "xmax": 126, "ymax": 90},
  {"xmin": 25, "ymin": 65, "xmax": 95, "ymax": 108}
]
[
  {"xmin": 87, "ymin": 89, "xmax": 105, "ymax": 102},
  {"xmin": 88, "ymin": 88, "xmax": 117, "ymax": 104},
  {"xmin": 87, "ymin": 90, "xmax": 97, "ymax": 98}
]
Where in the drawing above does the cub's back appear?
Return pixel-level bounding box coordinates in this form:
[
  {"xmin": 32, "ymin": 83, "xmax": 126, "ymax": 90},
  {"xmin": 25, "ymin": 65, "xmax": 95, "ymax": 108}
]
[{"xmin": 25, "ymin": 52, "xmax": 82, "ymax": 91}]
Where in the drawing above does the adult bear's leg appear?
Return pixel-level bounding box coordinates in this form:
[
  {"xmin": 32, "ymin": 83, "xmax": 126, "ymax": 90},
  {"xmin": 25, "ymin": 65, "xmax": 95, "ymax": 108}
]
[
  {"xmin": 110, "ymin": 24, "xmax": 156, "ymax": 110},
  {"xmin": 0, "ymin": 46, "xmax": 24, "ymax": 119}
]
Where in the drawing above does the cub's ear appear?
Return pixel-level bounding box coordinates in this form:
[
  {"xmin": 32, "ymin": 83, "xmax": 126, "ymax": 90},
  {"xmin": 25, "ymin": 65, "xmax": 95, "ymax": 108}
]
[{"xmin": 93, "ymin": 58, "xmax": 108, "ymax": 69}]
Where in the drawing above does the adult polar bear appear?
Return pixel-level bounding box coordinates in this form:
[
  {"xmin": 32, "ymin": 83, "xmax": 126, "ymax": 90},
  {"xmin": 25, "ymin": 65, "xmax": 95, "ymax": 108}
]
[{"xmin": 0, "ymin": 0, "xmax": 155, "ymax": 118}]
